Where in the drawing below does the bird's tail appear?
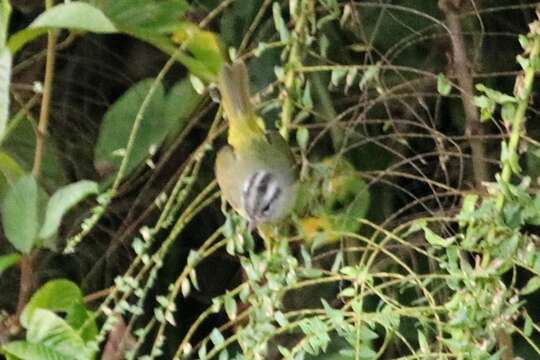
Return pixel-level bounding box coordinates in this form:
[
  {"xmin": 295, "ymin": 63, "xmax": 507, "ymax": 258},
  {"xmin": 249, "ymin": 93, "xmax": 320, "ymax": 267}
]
[{"xmin": 218, "ymin": 61, "xmax": 265, "ymax": 149}]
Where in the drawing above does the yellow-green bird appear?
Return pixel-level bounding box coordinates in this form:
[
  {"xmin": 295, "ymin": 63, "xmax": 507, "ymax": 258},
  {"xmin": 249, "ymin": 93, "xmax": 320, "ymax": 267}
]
[{"xmin": 215, "ymin": 61, "xmax": 298, "ymax": 230}]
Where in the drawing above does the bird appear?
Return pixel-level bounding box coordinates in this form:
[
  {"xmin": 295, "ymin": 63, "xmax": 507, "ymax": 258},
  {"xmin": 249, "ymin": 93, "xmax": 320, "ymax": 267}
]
[{"xmin": 215, "ymin": 61, "xmax": 298, "ymax": 231}]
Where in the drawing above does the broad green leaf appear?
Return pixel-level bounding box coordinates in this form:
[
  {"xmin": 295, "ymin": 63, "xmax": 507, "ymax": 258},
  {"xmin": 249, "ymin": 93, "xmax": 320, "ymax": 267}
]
[
  {"xmin": 8, "ymin": 2, "xmax": 117, "ymax": 54},
  {"xmin": 30, "ymin": 2, "xmax": 117, "ymax": 33},
  {"xmin": 2, "ymin": 119, "xmax": 66, "ymax": 188},
  {"xmin": 2, "ymin": 341, "xmax": 73, "ymax": 360},
  {"xmin": 0, "ymin": 47, "xmax": 11, "ymax": 140},
  {"xmin": 39, "ymin": 180, "xmax": 98, "ymax": 240},
  {"xmin": 21, "ymin": 280, "xmax": 84, "ymax": 328},
  {"xmin": 2, "ymin": 175, "xmax": 39, "ymax": 253},
  {"xmin": 0, "ymin": 0, "xmax": 10, "ymax": 45},
  {"xmin": 0, "ymin": 253, "xmax": 20, "ymax": 276},
  {"xmin": 102, "ymin": 0, "xmax": 188, "ymax": 33},
  {"xmin": 21, "ymin": 280, "xmax": 97, "ymax": 344},
  {"xmin": 7, "ymin": 28, "xmax": 47, "ymax": 55},
  {"xmin": 95, "ymin": 79, "xmax": 166, "ymax": 179},
  {"xmin": 26, "ymin": 309, "xmax": 94, "ymax": 360},
  {"xmin": 0, "ymin": 151, "xmax": 25, "ymax": 185},
  {"xmin": 163, "ymin": 79, "xmax": 203, "ymax": 141},
  {"xmin": 171, "ymin": 22, "xmax": 224, "ymax": 77},
  {"xmin": 65, "ymin": 304, "xmax": 98, "ymax": 343}
]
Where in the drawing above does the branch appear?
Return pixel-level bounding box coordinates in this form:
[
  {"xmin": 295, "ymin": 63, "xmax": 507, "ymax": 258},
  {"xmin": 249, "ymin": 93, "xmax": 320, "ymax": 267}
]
[{"xmin": 439, "ymin": 0, "xmax": 489, "ymax": 187}]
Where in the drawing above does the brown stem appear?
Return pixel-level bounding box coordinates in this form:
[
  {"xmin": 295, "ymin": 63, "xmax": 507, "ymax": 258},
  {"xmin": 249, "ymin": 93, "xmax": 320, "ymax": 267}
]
[
  {"xmin": 32, "ymin": 29, "xmax": 57, "ymax": 176},
  {"xmin": 14, "ymin": 255, "xmax": 33, "ymax": 317},
  {"xmin": 439, "ymin": 0, "xmax": 489, "ymax": 187},
  {"xmin": 14, "ymin": 16, "xmax": 59, "ymax": 325}
]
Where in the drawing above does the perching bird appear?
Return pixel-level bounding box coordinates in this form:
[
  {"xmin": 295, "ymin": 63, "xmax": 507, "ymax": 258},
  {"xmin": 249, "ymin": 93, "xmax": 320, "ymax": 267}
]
[{"xmin": 215, "ymin": 61, "xmax": 298, "ymax": 231}]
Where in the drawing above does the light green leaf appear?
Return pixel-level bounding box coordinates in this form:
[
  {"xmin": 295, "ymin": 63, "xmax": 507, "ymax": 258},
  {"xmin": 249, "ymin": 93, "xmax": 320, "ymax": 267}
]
[
  {"xmin": 476, "ymin": 84, "xmax": 516, "ymax": 104},
  {"xmin": 359, "ymin": 63, "xmax": 380, "ymax": 90},
  {"xmin": 7, "ymin": 28, "xmax": 47, "ymax": 55},
  {"xmin": 2, "ymin": 175, "xmax": 39, "ymax": 253},
  {"xmin": 21, "ymin": 280, "xmax": 84, "ymax": 327},
  {"xmin": 2, "ymin": 341, "xmax": 73, "ymax": 360},
  {"xmin": 95, "ymin": 79, "xmax": 166, "ymax": 179},
  {"xmin": 0, "ymin": 253, "xmax": 20, "ymax": 276},
  {"xmin": 437, "ymin": 73, "xmax": 452, "ymax": 96},
  {"xmin": 521, "ymin": 276, "xmax": 540, "ymax": 295},
  {"xmin": 30, "ymin": 2, "xmax": 117, "ymax": 33},
  {"xmin": 296, "ymin": 127, "xmax": 309, "ymax": 151},
  {"xmin": 39, "ymin": 180, "xmax": 98, "ymax": 240},
  {"xmin": 0, "ymin": 151, "xmax": 24, "ymax": 186},
  {"xmin": 19, "ymin": 280, "xmax": 96, "ymax": 343},
  {"xmin": 272, "ymin": 2, "xmax": 289, "ymax": 42},
  {"xmin": 8, "ymin": 2, "xmax": 117, "ymax": 54},
  {"xmin": 422, "ymin": 226, "xmax": 454, "ymax": 248},
  {"xmin": 501, "ymin": 102, "xmax": 515, "ymax": 124},
  {"xmin": 0, "ymin": 47, "xmax": 11, "ymax": 140},
  {"xmin": 26, "ymin": 309, "xmax": 94, "ymax": 360},
  {"xmin": 0, "ymin": 0, "xmax": 11, "ymax": 46},
  {"xmin": 209, "ymin": 328, "xmax": 224, "ymax": 347}
]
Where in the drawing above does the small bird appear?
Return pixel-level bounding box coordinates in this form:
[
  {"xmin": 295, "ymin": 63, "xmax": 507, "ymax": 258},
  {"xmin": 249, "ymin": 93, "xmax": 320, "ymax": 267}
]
[{"xmin": 215, "ymin": 61, "xmax": 298, "ymax": 231}]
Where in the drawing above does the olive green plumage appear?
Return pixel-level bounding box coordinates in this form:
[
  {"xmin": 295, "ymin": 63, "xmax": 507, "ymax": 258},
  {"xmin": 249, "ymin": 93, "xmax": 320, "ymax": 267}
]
[{"xmin": 215, "ymin": 61, "xmax": 297, "ymax": 228}]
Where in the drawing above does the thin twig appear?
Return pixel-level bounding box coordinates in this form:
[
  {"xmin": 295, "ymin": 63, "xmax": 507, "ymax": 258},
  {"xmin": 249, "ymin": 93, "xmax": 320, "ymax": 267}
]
[{"xmin": 439, "ymin": 0, "xmax": 489, "ymax": 187}]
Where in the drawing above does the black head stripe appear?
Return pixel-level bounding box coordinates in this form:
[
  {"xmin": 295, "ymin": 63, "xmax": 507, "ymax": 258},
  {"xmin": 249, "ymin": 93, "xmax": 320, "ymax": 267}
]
[{"xmin": 242, "ymin": 170, "xmax": 283, "ymax": 221}]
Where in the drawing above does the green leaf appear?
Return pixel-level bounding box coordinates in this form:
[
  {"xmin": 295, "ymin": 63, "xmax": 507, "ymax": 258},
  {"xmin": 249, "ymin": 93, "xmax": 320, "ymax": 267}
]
[
  {"xmin": 272, "ymin": 2, "xmax": 289, "ymax": 42},
  {"xmin": 171, "ymin": 22, "xmax": 224, "ymax": 77},
  {"xmin": 21, "ymin": 279, "xmax": 84, "ymax": 328},
  {"xmin": 521, "ymin": 276, "xmax": 540, "ymax": 295},
  {"xmin": 0, "ymin": 47, "xmax": 11, "ymax": 139},
  {"xmin": 476, "ymin": 84, "xmax": 516, "ymax": 104},
  {"xmin": 0, "ymin": 151, "xmax": 25, "ymax": 187},
  {"xmin": 20, "ymin": 279, "xmax": 97, "ymax": 341},
  {"xmin": 422, "ymin": 226, "xmax": 454, "ymax": 248},
  {"xmin": 2, "ymin": 175, "xmax": 39, "ymax": 253},
  {"xmin": 0, "ymin": 0, "xmax": 11, "ymax": 46},
  {"xmin": 31, "ymin": 2, "xmax": 117, "ymax": 33},
  {"xmin": 209, "ymin": 328, "xmax": 225, "ymax": 347},
  {"xmin": 163, "ymin": 79, "xmax": 203, "ymax": 140},
  {"xmin": 64, "ymin": 304, "xmax": 98, "ymax": 343},
  {"xmin": 26, "ymin": 309, "xmax": 94, "ymax": 360},
  {"xmin": 0, "ymin": 253, "xmax": 20, "ymax": 276},
  {"xmin": 2, "ymin": 119, "xmax": 66, "ymax": 187},
  {"xmin": 437, "ymin": 73, "xmax": 452, "ymax": 95},
  {"xmin": 418, "ymin": 330, "xmax": 429, "ymax": 353},
  {"xmin": 103, "ymin": 0, "xmax": 188, "ymax": 33},
  {"xmin": 359, "ymin": 63, "xmax": 380, "ymax": 90},
  {"xmin": 296, "ymin": 127, "xmax": 309, "ymax": 151},
  {"xmin": 331, "ymin": 68, "xmax": 347, "ymax": 87},
  {"xmin": 8, "ymin": 2, "xmax": 117, "ymax": 54},
  {"xmin": 95, "ymin": 79, "xmax": 167, "ymax": 179},
  {"xmin": 7, "ymin": 28, "xmax": 47, "ymax": 55},
  {"xmin": 2, "ymin": 341, "xmax": 73, "ymax": 360},
  {"xmin": 39, "ymin": 180, "xmax": 98, "ymax": 240},
  {"xmin": 501, "ymin": 102, "xmax": 515, "ymax": 124}
]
